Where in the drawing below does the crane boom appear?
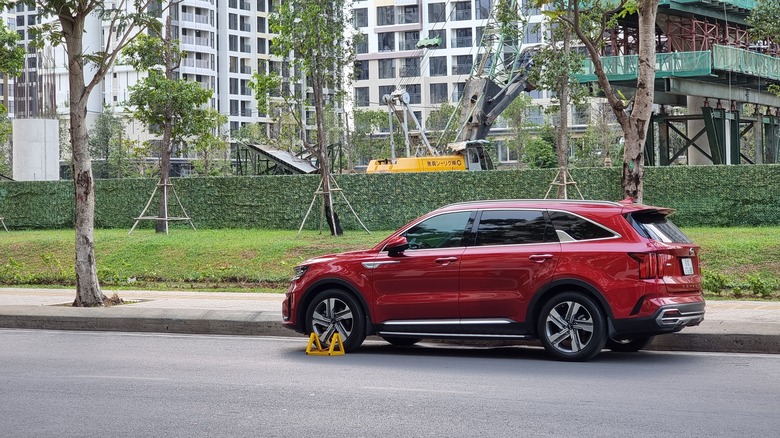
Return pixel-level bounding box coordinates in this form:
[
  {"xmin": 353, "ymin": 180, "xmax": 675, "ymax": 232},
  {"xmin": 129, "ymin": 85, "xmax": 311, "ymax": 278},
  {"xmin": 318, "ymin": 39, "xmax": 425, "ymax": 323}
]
[{"xmin": 452, "ymin": 0, "xmax": 542, "ymax": 143}]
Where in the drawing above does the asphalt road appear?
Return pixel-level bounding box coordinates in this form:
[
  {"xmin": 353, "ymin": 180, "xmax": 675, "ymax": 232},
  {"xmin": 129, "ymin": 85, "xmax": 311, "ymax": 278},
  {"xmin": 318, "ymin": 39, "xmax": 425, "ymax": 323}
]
[{"xmin": 2, "ymin": 329, "xmax": 779, "ymax": 437}]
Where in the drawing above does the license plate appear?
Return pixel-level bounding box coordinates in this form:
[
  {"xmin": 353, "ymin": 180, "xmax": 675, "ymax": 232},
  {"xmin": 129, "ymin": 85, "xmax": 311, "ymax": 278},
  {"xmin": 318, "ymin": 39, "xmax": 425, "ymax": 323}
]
[{"xmin": 681, "ymin": 258, "xmax": 694, "ymax": 275}]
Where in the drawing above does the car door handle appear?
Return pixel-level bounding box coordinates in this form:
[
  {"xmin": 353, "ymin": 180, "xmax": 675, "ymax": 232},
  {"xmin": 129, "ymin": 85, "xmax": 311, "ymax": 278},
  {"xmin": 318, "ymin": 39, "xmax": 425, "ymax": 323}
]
[
  {"xmin": 435, "ymin": 257, "xmax": 458, "ymax": 264},
  {"xmin": 529, "ymin": 254, "xmax": 554, "ymax": 263}
]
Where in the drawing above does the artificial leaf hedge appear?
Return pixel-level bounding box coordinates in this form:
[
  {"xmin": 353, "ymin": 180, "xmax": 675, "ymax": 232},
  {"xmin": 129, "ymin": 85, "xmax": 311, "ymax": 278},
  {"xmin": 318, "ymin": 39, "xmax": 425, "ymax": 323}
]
[{"xmin": 0, "ymin": 165, "xmax": 778, "ymax": 230}]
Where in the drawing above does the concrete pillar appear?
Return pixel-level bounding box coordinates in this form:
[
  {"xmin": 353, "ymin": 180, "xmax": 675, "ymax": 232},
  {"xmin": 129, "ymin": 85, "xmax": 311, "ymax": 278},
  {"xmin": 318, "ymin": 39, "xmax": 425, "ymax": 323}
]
[
  {"xmin": 12, "ymin": 119, "xmax": 60, "ymax": 181},
  {"xmin": 687, "ymin": 96, "xmax": 711, "ymax": 165}
]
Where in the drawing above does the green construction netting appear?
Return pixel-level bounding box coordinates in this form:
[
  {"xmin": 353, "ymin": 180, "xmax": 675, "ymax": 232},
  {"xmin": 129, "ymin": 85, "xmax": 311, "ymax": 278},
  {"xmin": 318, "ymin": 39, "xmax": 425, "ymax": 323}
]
[
  {"xmin": 575, "ymin": 51, "xmax": 712, "ymax": 82},
  {"xmin": 713, "ymin": 45, "xmax": 780, "ymax": 82},
  {"xmin": 660, "ymin": 0, "xmax": 755, "ymax": 9}
]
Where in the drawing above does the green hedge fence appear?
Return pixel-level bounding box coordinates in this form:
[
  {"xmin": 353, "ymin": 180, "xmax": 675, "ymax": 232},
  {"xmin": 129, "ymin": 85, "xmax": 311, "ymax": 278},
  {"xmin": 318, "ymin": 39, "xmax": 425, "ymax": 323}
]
[{"xmin": 0, "ymin": 165, "xmax": 778, "ymax": 230}]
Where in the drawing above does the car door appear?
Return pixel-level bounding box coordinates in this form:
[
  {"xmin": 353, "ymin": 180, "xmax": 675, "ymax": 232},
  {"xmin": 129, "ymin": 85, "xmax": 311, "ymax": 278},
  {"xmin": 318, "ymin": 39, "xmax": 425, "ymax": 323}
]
[
  {"xmin": 458, "ymin": 209, "xmax": 560, "ymax": 332},
  {"xmin": 370, "ymin": 211, "xmax": 473, "ymax": 326}
]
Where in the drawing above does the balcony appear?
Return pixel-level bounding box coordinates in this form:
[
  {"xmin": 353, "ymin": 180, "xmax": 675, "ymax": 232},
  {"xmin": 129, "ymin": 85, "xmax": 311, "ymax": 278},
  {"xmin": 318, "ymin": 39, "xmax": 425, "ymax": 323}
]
[{"xmin": 180, "ymin": 12, "xmax": 209, "ymax": 25}]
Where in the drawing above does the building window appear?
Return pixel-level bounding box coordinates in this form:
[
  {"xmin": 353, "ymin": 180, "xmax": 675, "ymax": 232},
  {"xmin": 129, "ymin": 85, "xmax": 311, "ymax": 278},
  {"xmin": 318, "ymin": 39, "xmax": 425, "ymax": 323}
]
[
  {"xmin": 476, "ymin": 0, "xmax": 491, "ymax": 20},
  {"xmin": 355, "ymin": 87, "xmax": 369, "ymax": 107},
  {"xmin": 377, "ymin": 6, "xmax": 394, "ymax": 26},
  {"xmin": 379, "ymin": 85, "xmax": 395, "ymax": 101},
  {"xmin": 454, "ymin": 2, "xmax": 471, "ymax": 21},
  {"xmin": 400, "ymin": 5, "xmax": 419, "ymax": 24},
  {"xmin": 356, "ymin": 34, "xmax": 368, "ymax": 54},
  {"xmin": 406, "ymin": 84, "xmax": 421, "ymax": 104},
  {"xmin": 430, "ymin": 83, "xmax": 448, "ymax": 104},
  {"xmin": 402, "ymin": 31, "xmax": 419, "ymax": 51},
  {"xmin": 453, "ymin": 28, "xmax": 472, "ymax": 48},
  {"xmin": 401, "ymin": 57, "xmax": 420, "ymax": 77},
  {"xmin": 430, "ymin": 57, "xmax": 447, "ymax": 76},
  {"xmin": 428, "ymin": 3, "xmax": 445, "ymax": 23},
  {"xmin": 453, "ymin": 55, "xmax": 472, "ymax": 75},
  {"xmin": 496, "ymin": 140, "xmax": 518, "ymax": 163},
  {"xmin": 453, "ymin": 82, "xmax": 466, "ymax": 102},
  {"xmin": 230, "ymin": 78, "xmax": 239, "ymax": 94},
  {"xmin": 229, "ymin": 13, "xmax": 238, "ymax": 30},
  {"xmin": 428, "ymin": 29, "xmax": 446, "ymax": 49},
  {"xmin": 229, "ymin": 35, "xmax": 238, "ymax": 51},
  {"xmin": 353, "ymin": 8, "xmax": 368, "ymax": 28},
  {"xmin": 355, "ymin": 61, "xmax": 369, "ymax": 80},
  {"xmin": 257, "ymin": 16, "xmax": 266, "ymax": 33},
  {"xmin": 378, "ymin": 32, "xmax": 395, "ymax": 52},
  {"xmin": 378, "ymin": 59, "xmax": 395, "ymax": 79}
]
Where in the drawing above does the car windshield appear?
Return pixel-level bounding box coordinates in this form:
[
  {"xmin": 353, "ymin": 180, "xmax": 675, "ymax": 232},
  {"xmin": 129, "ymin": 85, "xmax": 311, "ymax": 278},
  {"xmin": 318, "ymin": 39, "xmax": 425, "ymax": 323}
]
[{"xmin": 629, "ymin": 211, "xmax": 691, "ymax": 244}]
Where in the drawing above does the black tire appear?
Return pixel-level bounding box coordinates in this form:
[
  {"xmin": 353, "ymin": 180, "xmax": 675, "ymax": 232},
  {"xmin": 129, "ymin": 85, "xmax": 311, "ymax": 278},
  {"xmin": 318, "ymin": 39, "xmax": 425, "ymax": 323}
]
[
  {"xmin": 605, "ymin": 336, "xmax": 654, "ymax": 352},
  {"xmin": 381, "ymin": 336, "xmax": 422, "ymax": 347},
  {"xmin": 537, "ymin": 292, "xmax": 608, "ymax": 362},
  {"xmin": 305, "ymin": 289, "xmax": 366, "ymax": 352}
]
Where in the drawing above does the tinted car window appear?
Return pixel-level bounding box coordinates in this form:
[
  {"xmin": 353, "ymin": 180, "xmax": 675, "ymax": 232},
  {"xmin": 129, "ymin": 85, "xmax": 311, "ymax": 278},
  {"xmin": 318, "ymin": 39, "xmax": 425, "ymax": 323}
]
[
  {"xmin": 475, "ymin": 210, "xmax": 551, "ymax": 246},
  {"xmin": 403, "ymin": 211, "xmax": 472, "ymax": 249},
  {"xmin": 549, "ymin": 211, "xmax": 616, "ymax": 241},
  {"xmin": 629, "ymin": 211, "xmax": 691, "ymax": 244}
]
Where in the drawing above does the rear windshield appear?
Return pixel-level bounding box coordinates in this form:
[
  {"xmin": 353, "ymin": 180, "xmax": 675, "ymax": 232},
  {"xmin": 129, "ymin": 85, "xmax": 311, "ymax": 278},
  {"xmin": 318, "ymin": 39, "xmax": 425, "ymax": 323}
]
[{"xmin": 628, "ymin": 211, "xmax": 692, "ymax": 244}]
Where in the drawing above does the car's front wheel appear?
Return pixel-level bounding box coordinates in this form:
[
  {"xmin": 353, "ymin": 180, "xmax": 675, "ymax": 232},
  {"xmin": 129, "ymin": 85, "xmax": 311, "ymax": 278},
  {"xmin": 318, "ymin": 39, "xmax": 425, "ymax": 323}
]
[
  {"xmin": 537, "ymin": 292, "xmax": 607, "ymax": 362},
  {"xmin": 305, "ymin": 289, "xmax": 366, "ymax": 352},
  {"xmin": 606, "ymin": 336, "xmax": 654, "ymax": 352}
]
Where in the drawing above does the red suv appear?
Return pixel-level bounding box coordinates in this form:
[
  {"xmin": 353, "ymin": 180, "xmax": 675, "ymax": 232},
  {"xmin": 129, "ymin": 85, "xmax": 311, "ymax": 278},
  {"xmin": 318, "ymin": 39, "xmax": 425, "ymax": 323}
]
[{"xmin": 282, "ymin": 199, "xmax": 705, "ymax": 361}]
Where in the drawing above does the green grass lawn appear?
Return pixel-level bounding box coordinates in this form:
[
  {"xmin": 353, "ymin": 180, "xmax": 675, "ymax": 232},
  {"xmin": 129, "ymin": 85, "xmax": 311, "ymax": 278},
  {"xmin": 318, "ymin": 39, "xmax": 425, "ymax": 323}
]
[{"xmin": 1, "ymin": 227, "xmax": 778, "ymax": 298}]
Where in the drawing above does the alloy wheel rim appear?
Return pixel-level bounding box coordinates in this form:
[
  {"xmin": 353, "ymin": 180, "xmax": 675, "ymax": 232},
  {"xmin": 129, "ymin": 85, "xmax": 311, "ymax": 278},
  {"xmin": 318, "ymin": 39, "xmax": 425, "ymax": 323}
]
[
  {"xmin": 311, "ymin": 297, "xmax": 354, "ymax": 344},
  {"xmin": 544, "ymin": 301, "xmax": 595, "ymax": 353}
]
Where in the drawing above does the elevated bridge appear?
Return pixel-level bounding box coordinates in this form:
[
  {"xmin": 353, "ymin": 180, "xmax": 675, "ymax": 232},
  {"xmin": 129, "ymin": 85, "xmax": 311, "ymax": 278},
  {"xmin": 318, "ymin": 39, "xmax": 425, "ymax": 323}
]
[{"xmin": 575, "ymin": 0, "xmax": 780, "ymax": 165}]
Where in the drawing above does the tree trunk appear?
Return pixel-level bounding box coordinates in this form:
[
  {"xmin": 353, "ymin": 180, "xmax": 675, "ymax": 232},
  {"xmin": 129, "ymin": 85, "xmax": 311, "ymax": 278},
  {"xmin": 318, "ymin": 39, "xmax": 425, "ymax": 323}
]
[
  {"xmin": 575, "ymin": 0, "xmax": 658, "ymax": 204},
  {"xmin": 62, "ymin": 15, "xmax": 106, "ymax": 307},
  {"xmin": 621, "ymin": 0, "xmax": 659, "ymax": 204},
  {"xmin": 555, "ymin": 27, "xmax": 571, "ymax": 199},
  {"xmin": 312, "ymin": 77, "xmax": 341, "ymax": 236},
  {"xmin": 157, "ymin": 15, "xmax": 175, "ymax": 233}
]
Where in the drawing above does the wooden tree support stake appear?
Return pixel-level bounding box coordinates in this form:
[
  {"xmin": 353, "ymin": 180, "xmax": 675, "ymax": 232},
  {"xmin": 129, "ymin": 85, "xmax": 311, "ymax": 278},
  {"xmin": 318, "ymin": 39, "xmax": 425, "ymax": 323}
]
[
  {"xmin": 544, "ymin": 168, "xmax": 585, "ymax": 200},
  {"xmin": 129, "ymin": 179, "xmax": 196, "ymax": 235}
]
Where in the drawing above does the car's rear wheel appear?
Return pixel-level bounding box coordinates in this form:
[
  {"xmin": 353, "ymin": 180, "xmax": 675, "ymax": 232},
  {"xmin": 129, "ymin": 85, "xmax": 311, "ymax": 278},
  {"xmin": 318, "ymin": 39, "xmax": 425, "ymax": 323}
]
[
  {"xmin": 537, "ymin": 292, "xmax": 607, "ymax": 362},
  {"xmin": 606, "ymin": 336, "xmax": 654, "ymax": 352},
  {"xmin": 381, "ymin": 336, "xmax": 421, "ymax": 346},
  {"xmin": 305, "ymin": 289, "xmax": 366, "ymax": 352}
]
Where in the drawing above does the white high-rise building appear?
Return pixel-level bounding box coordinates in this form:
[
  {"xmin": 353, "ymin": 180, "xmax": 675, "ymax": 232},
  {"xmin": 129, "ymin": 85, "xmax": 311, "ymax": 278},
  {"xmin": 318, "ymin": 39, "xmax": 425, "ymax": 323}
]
[{"xmin": 7, "ymin": 1, "xmax": 281, "ymax": 143}]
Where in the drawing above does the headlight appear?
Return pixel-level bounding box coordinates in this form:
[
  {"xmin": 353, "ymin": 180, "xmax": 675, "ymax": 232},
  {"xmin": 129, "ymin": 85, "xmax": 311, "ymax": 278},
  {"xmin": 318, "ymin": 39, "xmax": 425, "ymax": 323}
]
[{"xmin": 291, "ymin": 265, "xmax": 309, "ymax": 281}]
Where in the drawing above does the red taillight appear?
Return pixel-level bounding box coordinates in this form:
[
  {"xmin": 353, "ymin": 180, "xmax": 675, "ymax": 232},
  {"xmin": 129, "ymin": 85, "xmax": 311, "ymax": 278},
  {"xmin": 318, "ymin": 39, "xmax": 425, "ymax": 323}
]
[
  {"xmin": 629, "ymin": 253, "xmax": 656, "ymax": 278},
  {"xmin": 629, "ymin": 252, "xmax": 672, "ymax": 279}
]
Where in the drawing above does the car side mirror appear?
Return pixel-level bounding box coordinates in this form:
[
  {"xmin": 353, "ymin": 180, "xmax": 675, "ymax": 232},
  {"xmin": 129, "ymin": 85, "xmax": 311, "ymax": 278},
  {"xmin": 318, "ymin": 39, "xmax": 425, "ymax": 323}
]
[{"xmin": 385, "ymin": 235, "xmax": 409, "ymax": 256}]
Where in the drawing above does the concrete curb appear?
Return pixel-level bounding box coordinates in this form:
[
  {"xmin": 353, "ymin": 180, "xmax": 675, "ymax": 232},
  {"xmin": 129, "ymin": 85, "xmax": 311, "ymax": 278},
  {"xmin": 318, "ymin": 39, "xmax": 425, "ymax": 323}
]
[
  {"xmin": 648, "ymin": 332, "xmax": 780, "ymax": 355},
  {"xmin": 1, "ymin": 305, "xmax": 779, "ymax": 354},
  {"xmin": 0, "ymin": 306, "xmax": 298, "ymax": 338}
]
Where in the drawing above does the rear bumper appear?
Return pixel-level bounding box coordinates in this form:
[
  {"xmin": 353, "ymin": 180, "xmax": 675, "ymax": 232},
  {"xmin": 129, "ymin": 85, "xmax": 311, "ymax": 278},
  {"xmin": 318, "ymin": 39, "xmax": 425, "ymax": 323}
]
[{"xmin": 612, "ymin": 301, "xmax": 705, "ymax": 338}]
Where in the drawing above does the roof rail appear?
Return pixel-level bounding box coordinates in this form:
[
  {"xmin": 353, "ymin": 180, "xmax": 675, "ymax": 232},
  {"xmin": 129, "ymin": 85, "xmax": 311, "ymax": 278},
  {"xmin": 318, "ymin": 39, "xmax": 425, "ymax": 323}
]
[{"xmin": 442, "ymin": 199, "xmax": 623, "ymax": 208}]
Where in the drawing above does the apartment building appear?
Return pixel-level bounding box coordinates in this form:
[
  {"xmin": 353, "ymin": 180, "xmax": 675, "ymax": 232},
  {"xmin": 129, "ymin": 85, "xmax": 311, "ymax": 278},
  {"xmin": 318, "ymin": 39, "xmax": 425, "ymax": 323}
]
[{"xmin": 6, "ymin": 1, "xmax": 283, "ymax": 141}]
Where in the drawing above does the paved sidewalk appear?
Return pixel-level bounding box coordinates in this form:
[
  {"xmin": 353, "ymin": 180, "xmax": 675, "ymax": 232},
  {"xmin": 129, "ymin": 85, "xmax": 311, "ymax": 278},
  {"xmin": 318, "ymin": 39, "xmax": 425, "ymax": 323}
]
[{"xmin": 1, "ymin": 287, "xmax": 779, "ymax": 354}]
